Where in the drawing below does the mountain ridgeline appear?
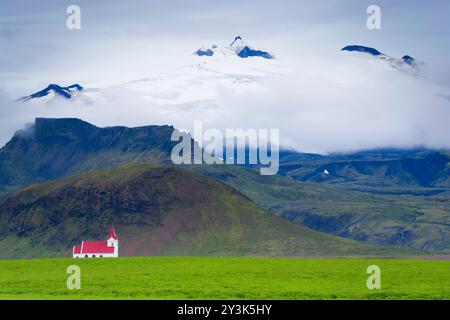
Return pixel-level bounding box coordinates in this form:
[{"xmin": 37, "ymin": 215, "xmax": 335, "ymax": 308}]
[
  {"xmin": 278, "ymin": 150, "xmax": 450, "ymax": 188},
  {"xmin": 1, "ymin": 118, "xmax": 449, "ymax": 193},
  {"xmin": 0, "ymin": 118, "xmax": 449, "ymax": 257},
  {"xmin": 0, "ymin": 118, "xmax": 181, "ymax": 192},
  {"xmin": 20, "ymin": 84, "xmax": 84, "ymax": 100}
]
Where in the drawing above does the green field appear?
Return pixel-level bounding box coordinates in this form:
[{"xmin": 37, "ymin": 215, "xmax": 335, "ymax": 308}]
[{"xmin": 0, "ymin": 257, "xmax": 448, "ymax": 300}]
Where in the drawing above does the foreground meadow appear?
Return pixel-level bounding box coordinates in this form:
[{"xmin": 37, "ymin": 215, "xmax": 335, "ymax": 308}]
[{"xmin": 0, "ymin": 257, "xmax": 448, "ymax": 299}]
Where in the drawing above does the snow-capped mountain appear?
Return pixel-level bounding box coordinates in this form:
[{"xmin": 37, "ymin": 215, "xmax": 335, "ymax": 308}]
[
  {"xmin": 18, "ymin": 40, "xmax": 427, "ymax": 109},
  {"xmin": 21, "ymin": 84, "xmax": 83, "ymax": 101},
  {"xmin": 19, "ymin": 37, "xmax": 283, "ymax": 108},
  {"xmin": 341, "ymin": 45, "xmax": 423, "ymax": 74},
  {"xmin": 195, "ymin": 36, "xmax": 274, "ymax": 59},
  {"xmin": 19, "ymin": 83, "xmax": 106, "ymax": 105},
  {"xmin": 20, "ymin": 83, "xmax": 105, "ymax": 105}
]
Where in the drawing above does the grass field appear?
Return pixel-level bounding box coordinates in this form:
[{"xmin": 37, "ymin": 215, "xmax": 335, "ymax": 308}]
[{"xmin": 0, "ymin": 257, "xmax": 448, "ymax": 300}]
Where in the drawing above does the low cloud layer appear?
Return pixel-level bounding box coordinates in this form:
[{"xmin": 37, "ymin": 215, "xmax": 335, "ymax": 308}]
[
  {"xmin": 1, "ymin": 0, "xmax": 449, "ymax": 153},
  {"xmin": 1, "ymin": 49, "xmax": 449, "ymax": 154}
]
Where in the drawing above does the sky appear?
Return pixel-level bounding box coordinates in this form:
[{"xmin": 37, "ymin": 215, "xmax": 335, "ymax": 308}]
[{"xmin": 0, "ymin": 0, "xmax": 449, "ymax": 153}]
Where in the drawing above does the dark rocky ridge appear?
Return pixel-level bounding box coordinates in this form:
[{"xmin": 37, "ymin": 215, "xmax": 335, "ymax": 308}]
[{"xmin": 0, "ymin": 118, "xmax": 182, "ymax": 192}]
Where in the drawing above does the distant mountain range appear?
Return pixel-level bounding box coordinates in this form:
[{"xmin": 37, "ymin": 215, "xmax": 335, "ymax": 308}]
[
  {"xmin": 195, "ymin": 36, "xmax": 274, "ymax": 59},
  {"xmin": 2, "ymin": 118, "xmax": 448, "ymax": 192},
  {"xmin": 20, "ymin": 84, "xmax": 83, "ymax": 101},
  {"xmin": 19, "ymin": 41, "xmax": 426, "ymax": 106},
  {"xmin": 0, "ymin": 118, "xmax": 449, "ymax": 257},
  {"xmin": 341, "ymin": 45, "xmax": 423, "ymax": 73},
  {"xmin": 0, "ymin": 118, "xmax": 180, "ymax": 192},
  {"xmin": 278, "ymin": 148, "xmax": 450, "ymax": 188},
  {"xmin": 21, "ymin": 39, "xmax": 282, "ymax": 105},
  {"xmin": 196, "ymin": 159, "xmax": 450, "ymax": 254},
  {"xmin": 4, "ymin": 35, "xmax": 448, "ymax": 258}
]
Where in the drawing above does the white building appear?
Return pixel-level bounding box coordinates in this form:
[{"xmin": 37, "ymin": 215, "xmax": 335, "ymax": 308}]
[{"xmin": 73, "ymin": 227, "xmax": 119, "ymax": 258}]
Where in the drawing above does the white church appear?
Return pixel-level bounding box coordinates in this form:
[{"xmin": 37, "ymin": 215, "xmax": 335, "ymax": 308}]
[{"xmin": 72, "ymin": 227, "xmax": 119, "ymax": 258}]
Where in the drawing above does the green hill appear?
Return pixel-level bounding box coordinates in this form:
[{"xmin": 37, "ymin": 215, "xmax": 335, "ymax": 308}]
[
  {"xmin": 0, "ymin": 118, "xmax": 447, "ymax": 256},
  {"xmin": 192, "ymin": 165, "xmax": 450, "ymax": 253},
  {"xmin": 0, "ymin": 164, "xmax": 420, "ymax": 259}
]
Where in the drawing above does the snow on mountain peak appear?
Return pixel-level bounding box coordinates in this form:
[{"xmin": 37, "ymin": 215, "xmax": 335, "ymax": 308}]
[
  {"xmin": 194, "ymin": 36, "xmax": 274, "ymax": 59},
  {"xmin": 401, "ymin": 55, "xmax": 416, "ymax": 65},
  {"xmin": 20, "ymin": 37, "xmax": 283, "ymax": 107},
  {"xmin": 341, "ymin": 45, "xmax": 422, "ymax": 74},
  {"xmin": 341, "ymin": 45, "xmax": 382, "ymax": 56},
  {"xmin": 229, "ymin": 36, "xmax": 243, "ymax": 47},
  {"xmin": 19, "ymin": 83, "xmax": 104, "ymax": 105},
  {"xmin": 195, "ymin": 47, "xmax": 214, "ymax": 56},
  {"xmin": 21, "ymin": 84, "xmax": 83, "ymax": 101}
]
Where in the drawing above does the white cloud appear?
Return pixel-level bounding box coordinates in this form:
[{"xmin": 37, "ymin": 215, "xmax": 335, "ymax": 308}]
[
  {"xmin": 1, "ymin": 0, "xmax": 450, "ymax": 153},
  {"xmin": 1, "ymin": 48, "xmax": 449, "ymax": 154}
]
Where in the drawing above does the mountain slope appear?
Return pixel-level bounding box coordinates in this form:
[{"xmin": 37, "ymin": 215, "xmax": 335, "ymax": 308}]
[
  {"xmin": 19, "ymin": 37, "xmax": 282, "ymax": 107},
  {"xmin": 0, "ymin": 118, "xmax": 181, "ymax": 192},
  {"xmin": 341, "ymin": 45, "xmax": 422, "ymax": 74},
  {"xmin": 195, "ymin": 36, "xmax": 274, "ymax": 59},
  {"xmin": 21, "ymin": 84, "xmax": 83, "ymax": 100},
  {"xmin": 0, "ymin": 164, "xmax": 419, "ymax": 259},
  {"xmin": 278, "ymin": 150, "xmax": 450, "ymax": 188},
  {"xmin": 192, "ymin": 164, "xmax": 450, "ymax": 253},
  {"xmin": 0, "ymin": 119, "xmax": 448, "ymax": 254}
]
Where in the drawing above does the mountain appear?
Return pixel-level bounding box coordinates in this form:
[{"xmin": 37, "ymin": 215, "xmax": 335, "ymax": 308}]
[
  {"xmin": 195, "ymin": 47, "xmax": 214, "ymax": 56},
  {"xmin": 194, "ymin": 36, "xmax": 274, "ymax": 59},
  {"xmin": 278, "ymin": 149, "xmax": 450, "ymax": 188},
  {"xmin": 24, "ymin": 37, "xmax": 281, "ymax": 108},
  {"xmin": 1, "ymin": 118, "xmax": 448, "ymax": 254},
  {"xmin": 0, "ymin": 164, "xmax": 417, "ymax": 259},
  {"xmin": 21, "ymin": 84, "xmax": 83, "ymax": 101},
  {"xmin": 236, "ymin": 46, "xmax": 274, "ymax": 59},
  {"xmin": 341, "ymin": 45, "xmax": 382, "ymax": 56},
  {"xmin": 121, "ymin": 50, "xmax": 282, "ymax": 107},
  {"xmin": 341, "ymin": 45, "xmax": 422, "ymax": 74},
  {"xmin": 192, "ymin": 164, "xmax": 450, "ymax": 253},
  {"xmin": 17, "ymin": 42, "xmax": 429, "ymax": 108},
  {"xmin": 402, "ymin": 55, "xmax": 415, "ymax": 65},
  {"xmin": 0, "ymin": 118, "xmax": 182, "ymax": 192}
]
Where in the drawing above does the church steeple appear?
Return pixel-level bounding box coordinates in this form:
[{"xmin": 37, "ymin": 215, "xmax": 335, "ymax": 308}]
[{"xmin": 108, "ymin": 226, "xmax": 118, "ymax": 240}]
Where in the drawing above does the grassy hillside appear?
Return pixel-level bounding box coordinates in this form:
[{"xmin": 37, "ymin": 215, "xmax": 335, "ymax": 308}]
[
  {"xmin": 1, "ymin": 118, "xmax": 448, "ymax": 257},
  {"xmin": 278, "ymin": 149, "xmax": 450, "ymax": 187},
  {"xmin": 0, "ymin": 164, "xmax": 420, "ymax": 259},
  {"xmin": 1, "ymin": 118, "xmax": 448, "ymax": 256},
  {"xmin": 192, "ymin": 165, "xmax": 450, "ymax": 253},
  {"xmin": 0, "ymin": 257, "xmax": 448, "ymax": 299}
]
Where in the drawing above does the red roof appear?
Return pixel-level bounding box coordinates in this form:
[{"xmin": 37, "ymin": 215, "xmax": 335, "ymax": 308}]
[
  {"xmin": 73, "ymin": 227, "xmax": 118, "ymax": 255},
  {"xmin": 81, "ymin": 241, "xmax": 115, "ymax": 254}
]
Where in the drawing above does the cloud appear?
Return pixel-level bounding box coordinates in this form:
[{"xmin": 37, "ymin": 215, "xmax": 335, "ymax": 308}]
[
  {"xmin": 207, "ymin": 53, "xmax": 450, "ymax": 153},
  {"xmin": 2, "ymin": 49, "xmax": 449, "ymax": 154},
  {"xmin": 0, "ymin": 0, "xmax": 450, "ymax": 153}
]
